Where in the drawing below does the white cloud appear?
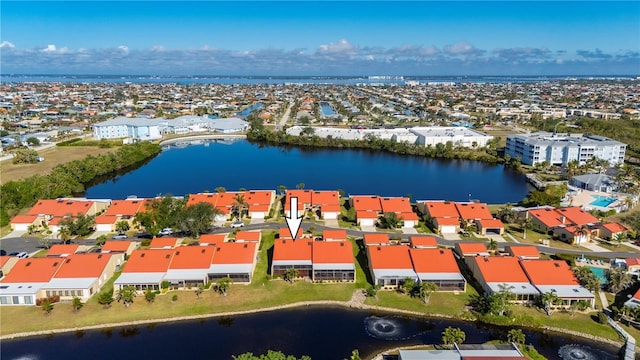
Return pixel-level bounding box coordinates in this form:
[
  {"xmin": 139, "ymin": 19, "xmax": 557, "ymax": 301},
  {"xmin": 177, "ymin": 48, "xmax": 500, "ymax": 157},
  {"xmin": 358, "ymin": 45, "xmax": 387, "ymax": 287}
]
[
  {"xmin": 0, "ymin": 41, "xmax": 15, "ymax": 49},
  {"xmin": 317, "ymin": 39, "xmax": 357, "ymax": 56},
  {"xmin": 42, "ymin": 44, "xmax": 57, "ymax": 52},
  {"xmin": 118, "ymin": 45, "xmax": 129, "ymax": 54},
  {"xmin": 443, "ymin": 41, "xmax": 483, "ymax": 56}
]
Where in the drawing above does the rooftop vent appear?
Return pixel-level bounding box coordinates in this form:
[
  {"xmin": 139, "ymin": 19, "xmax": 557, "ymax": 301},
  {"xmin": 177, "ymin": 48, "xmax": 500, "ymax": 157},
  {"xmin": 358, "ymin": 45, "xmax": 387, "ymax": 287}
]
[
  {"xmin": 25, "ymin": 262, "xmax": 31, "ymax": 267},
  {"xmin": 97, "ymin": 254, "xmax": 102, "ymax": 259},
  {"xmin": 201, "ymin": 249, "xmax": 205, "ymax": 254},
  {"xmin": 176, "ymin": 251, "xmax": 180, "ymax": 256},
  {"xmin": 244, "ymin": 244, "xmax": 248, "ymax": 248},
  {"xmin": 141, "ymin": 253, "xmax": 146, "ymax": 258},
  {"xmin": 165, "ymin": 254, "xmax": 170, "ymax": 259},
  {"xmin": 53, "ymin": 262, "xmax": 59, "ymax": 267}
]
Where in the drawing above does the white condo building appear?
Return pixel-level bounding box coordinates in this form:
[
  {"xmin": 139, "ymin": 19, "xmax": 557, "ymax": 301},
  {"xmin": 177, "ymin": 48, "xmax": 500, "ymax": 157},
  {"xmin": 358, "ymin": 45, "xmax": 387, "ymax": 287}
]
[
  {"xmin": 505, "ymin": 132, "xmax": 626, "ymax": 166},
  {"xmin": 93, "ymin": 116, "xmax": 248, "ymax": 140}
]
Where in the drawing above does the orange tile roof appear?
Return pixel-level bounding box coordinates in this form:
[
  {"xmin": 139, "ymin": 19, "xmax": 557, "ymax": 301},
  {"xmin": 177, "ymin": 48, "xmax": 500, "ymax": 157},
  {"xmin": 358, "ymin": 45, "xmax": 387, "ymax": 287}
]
[
  {"xmin": 170, "ymin": 246, "xmax": 215, "ymax": 269},
  {"xmin": 456, "ymin": 242, "xmax": 488, "ymax": 255},
  {"xmin": 186, "ymin": 193, "xmax": 219, "ymax": 207},
  {"xmin": 632, "ymin": 288, "xmax": 640, "ymax": 300},
  {"xmin": 231, "ymin": 231, "xmax": 258, "ymax": 243},
  {"xmin": 1, "ymin": 258, "xmax": 64, "ymax": 283},
  {"xmin": 322, "ymin": 229, "xmax": 347, "ymax": 241},
  {"xmin": 409, "ymin": 236, "xmax": 438, "ymax": 248},
  {"xmin": 103, "ymin": 199, "xmax": 146, "ymax": 216},
  {"xmin": 528, "ymin": 208, "xmax": 564, "ymax": 228},
  {"xmin": 244, "ymin": 190, "xmax": 274, "ymax": 206},
  {"xmin": 601, "ymin": 222, "xmax": 628, "ymax": 233},
  {"xmin": 435, "ymin": 217, "xmax": 461, "ymax": 226},
  {"xmin": 284, "ymin": 190, "xmax": 313, "ymax": 210},
  {"xmin": 505, "ymin": 245, "xmax": 540, "ymax": 258},
  {"xmin": 410, "ymin": 248, "xmax": 460, "ymax": 273},
  {"xmin": 212, "ymin": 242, "xmax": 257, "ymax": 264},
  {"xmin": 474, "ymin": 256, "xmax": 529, "ymax": 283},
  {"xmin": 0, "ymin": 256, "xmax": 12, "ymax": 268},
  {"xmin": 477, "ymin": 218, "xmax": 505, "ymax": 228},
  {"xmin": 54, "ymin": 253, "xmax": 113, "ymax": 278},
  {"xmin": 199, "ymin": 234, "xmax": 226, "ymax": 244},
  {"xmin": 279, "ymin": 227, "xmax": 303, "ymax": 239},
  {"xmin": 312, "ymin": 191, "xmax": 340, "ymax": 207},
  {"xmin": 556, "ymin": 207, "xmax": 599, "ymax": 225},
  {"xmin": 380, "ymin": 197, "xmax": 413, "ymax": 214},
  {"xmin": 455, "ymin": 202, "xmax": 493, "ymax": 220},
  {"xmin": 423, "ymin": 201, "xmax": 459, "ymax": 218},
  {"xmin": 273, "ymin": 239, "xmax": 312, "ymax": 261},
  {"xmin": 399, "ymin": 212, "xmax": 419, "ymax": 221},
  {"xmin": 102, "ymin": 241, "xmax": 134, "ymax": 252},
  {"xmin": 356, "ymin": 210, "xmax": 379, "ymax": 219},
  {"xmin": 95, "ymin": 215, "xmax": 117, "ymax": 225},
  {"xmin": 367, "ymin": 245, "xmax": 413, "ymax": 270},
  {"xmin": 27, "ymin": 199, "xmax": 94, "ymax": 217},
  {"xmin": 149, "ymin": 237, "xmax": 180, "ymax": 249},
  {"xmin": 10, "ymin": 215, "xmax": 38, "ymax": 224},
  {"xmin": 519, "ymin": 259, "xmax": 579, "ymax": 286},
  {"xmin": 351, "ymin": 195, "xmax": 382, "ymax": 212},
  {"xmin": 216, "ymin": 191, "xmax": 242, "ymax": 208},
  {"xmin": 47, "ymin": 244, "xmax": 80, "ymax": 256},
  {"xmin": 313, "ymin": 241, "xmax": 354, "ymax": 264},
  {"xmin": 364, "ymin": 233, "xmax": 390, "ymax": 245},
  {"xmin": 124, "ymin": 249, "xmax": 174, "ymax": 273}
]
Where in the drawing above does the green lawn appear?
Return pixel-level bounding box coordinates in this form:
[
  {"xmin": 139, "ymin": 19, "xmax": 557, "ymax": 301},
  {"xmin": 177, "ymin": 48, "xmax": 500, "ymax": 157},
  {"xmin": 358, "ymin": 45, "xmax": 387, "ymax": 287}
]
[{"xmin": 365, "ymin": 287, "xmax": 478, "ymax": 317}]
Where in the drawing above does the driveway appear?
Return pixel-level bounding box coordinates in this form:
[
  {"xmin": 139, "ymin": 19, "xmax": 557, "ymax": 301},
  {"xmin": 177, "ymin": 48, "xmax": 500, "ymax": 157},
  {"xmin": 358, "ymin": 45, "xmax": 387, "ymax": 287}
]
[{"xmin": 2, "ymin": 230, "xmax": 26, "ymax": 240}]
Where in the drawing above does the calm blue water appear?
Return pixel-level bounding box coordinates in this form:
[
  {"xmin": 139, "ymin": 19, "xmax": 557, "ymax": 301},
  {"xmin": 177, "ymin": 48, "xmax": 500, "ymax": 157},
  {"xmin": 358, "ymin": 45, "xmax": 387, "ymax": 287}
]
[
  {"xmin": 84, "ymin": 139, "xmax": 532, "ymax": 203},
  {"xmin": 237, "ymin": 103, "xmax": 262, "ymax": 119},
  {"xmin": 0, "ymin": 307, "xmax": 619, "ymax": 360},
  {"xmin": 320, "ymin": 102, "xmax": 337, "ymax": 116},
  {"xmin": 590, "ymin": 195, "xmax": 617, "ymax": 207},
  {"xmin": 589, "ymin": 266, "xmax": 608, "ymax": 284}
]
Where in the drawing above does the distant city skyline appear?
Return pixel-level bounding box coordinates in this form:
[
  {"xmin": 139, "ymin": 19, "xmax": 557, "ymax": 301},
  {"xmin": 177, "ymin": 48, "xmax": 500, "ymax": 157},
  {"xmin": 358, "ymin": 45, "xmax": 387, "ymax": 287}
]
[{"xmin": 1, "ymin": 1, "xmax": 639, "ymax": 76}]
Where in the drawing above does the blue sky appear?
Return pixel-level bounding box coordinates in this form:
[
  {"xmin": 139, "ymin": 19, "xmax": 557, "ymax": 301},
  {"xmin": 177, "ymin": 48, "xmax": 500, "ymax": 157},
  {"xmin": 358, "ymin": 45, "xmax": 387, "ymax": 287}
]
[{"xmin": 1, "ymin": 1, "xmax": 639, "ymax": 75}]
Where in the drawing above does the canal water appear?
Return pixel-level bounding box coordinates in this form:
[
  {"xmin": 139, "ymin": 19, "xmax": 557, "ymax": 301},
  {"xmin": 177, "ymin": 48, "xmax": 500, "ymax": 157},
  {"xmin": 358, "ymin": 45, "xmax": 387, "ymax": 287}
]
[{"xmin": 0, "ymin": 306, "xmax": 619, "ymax": 360}]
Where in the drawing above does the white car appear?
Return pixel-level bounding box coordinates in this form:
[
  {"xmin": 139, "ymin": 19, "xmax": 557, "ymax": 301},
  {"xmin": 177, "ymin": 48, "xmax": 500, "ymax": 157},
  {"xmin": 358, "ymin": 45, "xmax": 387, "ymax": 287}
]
[
  {"xmin": 230, "ymin": 222, "xmax": 244, "ymax": 228},
  {"xmin": 16, "ymin": 252, "xmax": 29, "ymax": 259},
  {"xmin": 158, "ymin": 228, "xmax": 174, "ymax": 236}
]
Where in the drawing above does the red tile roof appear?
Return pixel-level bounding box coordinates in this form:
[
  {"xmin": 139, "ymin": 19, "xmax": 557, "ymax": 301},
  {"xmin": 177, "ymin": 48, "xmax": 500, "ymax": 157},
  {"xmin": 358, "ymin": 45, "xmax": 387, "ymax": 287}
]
[
  {"xmin": 477, "ymin": 218, "xmax": 505, "ymax": 228},
  {"xmin": 272, "ymin": 239, "xmax": 312, "ymax": 262},
  {"xmin": 474, "ymin": 256, "xmax": 530, "ymax": 283},
  {"xmin": 556, "ymin": 207, "xmax": 599, "ymax": 225},
  {"xmin": 235, "ymin": 231, "xmax": 262, "ymax": 242},
  {"xmin": 47, "ymin": 244, "xmax": 80, "ymax": 256},
  {"xmin": 102, "ymin": 241, "xmax": 135, "ymax": 252},
  {"xmin": 410, "ymin": 248, "xmax": 460, "ymax": 273},
  {"xmin": 600, "ymin": 222, "xmax": 628, "ymax": 233},
  {"xmin": 519, "ymin": 259, "xmax": 579, "ymax": 286},
  {"xmin": 1, "ymin": 258, "xmax": 64, "ymax": 283},
  {"xmin": 54, "ymin": 254, "xmax": 112, "ymax": 278},
  {"xmin": 380, "ymin": 197, "xmax": 413, "ymax": 214},
  {"xmin": 94, "ymin": 215, "xmax": 117, "ymax": 225},
  {"xmin": 322, "ymin": 229, "xmax": 347, "ymax": 241},
  {"xmin": 27, "ymin": 199, "xmax": 94, "ymax": 217},
  {"xmin": 435, "ymin": 217, "xmax": 461, "ymax": 226},
  {"xmin": 170, "ymin": 246, "xmax": 215, "ymax": 269},
  {"xmin": 279, "ymin": 227, "xmax": 303, "ymax": 240},
  {"xmin": 312, "ymin": 241, "xmax": 354, "ymax": 264},
  {"xmin": 456, "ymin": 242, "xmax": 488, "ymax": 255},
  {"xmin": 124, "ymin": 249, "xmax": 174, "ymax": 273},
  {"xmin": 103, "ymin": 199, "xmax": 146, "ymax": 216},
  {"xmin": 312, "ymin": 191, "xmax": 340, "ymax": 207},
  {"xmin": 199, "ymin": 234, "xmax": 226, "ymax": 244},
  {"xmin": 409, "ymin": 236, "xmax": 438, "ymax": 248},
  {"xmin": 364, "ymin": 233, "xmax": 390, "ymax": 245},
  {"xmin": 285, "ymin": 190, "xmax": 313, "ymax": 210},
  {"xmin": 356, "ymin": 210, "xmax": 379, "ymax": 219},
  {"xmin": 423, "ymin": 201, "xmax": 459, "ymax": 218},
  {"xmin": 212, "ymin": 242, "xmax": 257, "ymax": 264},
  {"xmin": 186, "ymin": 193, "xmax": 219, "ymax": 207},
  {"xmin": 351, "ymin": 195, "xmax": 382, "ymax": 212},
  {"xmin": 528, "ymin": 208, "xmax": 564, "ymax": 228},
  {"xmin": 149, "ymin": 237, "xmax": 180, "ymax": 249},
  {"xmin": 505, "ymin": 245, "xmax": 540, "ymax": 259},
  {"xmin": 455, "ymin": 202, "xmax": 493, "ymax": 220},
  {"xmin": 367, "ymin": 245, "xmax": 413, "ymax": 270},
  {"xmin": 10, "ymin": 215, "xmax": 38, "ymax": 224}
]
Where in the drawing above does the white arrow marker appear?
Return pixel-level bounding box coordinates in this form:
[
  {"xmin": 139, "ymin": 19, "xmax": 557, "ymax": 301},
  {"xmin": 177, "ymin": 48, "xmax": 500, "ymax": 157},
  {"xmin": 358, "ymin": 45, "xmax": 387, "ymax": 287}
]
[{"xmin": 285, "ymin": 196, "xmax": 303, "ymax": 241}]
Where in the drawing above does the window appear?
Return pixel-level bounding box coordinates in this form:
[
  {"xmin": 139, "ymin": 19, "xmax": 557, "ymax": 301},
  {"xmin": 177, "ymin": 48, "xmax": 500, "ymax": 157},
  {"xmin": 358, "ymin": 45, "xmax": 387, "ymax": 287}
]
[
  {"xmin": 0, "ymin": 296, "xmax": 8, "ymax": 304},
  {"xmin": 12, "ymin": 296, "xmax": 20, "ymax": 305},
  {"xmin": 24, "ymin": 296, "xmax": 33, "ymax": 305}
]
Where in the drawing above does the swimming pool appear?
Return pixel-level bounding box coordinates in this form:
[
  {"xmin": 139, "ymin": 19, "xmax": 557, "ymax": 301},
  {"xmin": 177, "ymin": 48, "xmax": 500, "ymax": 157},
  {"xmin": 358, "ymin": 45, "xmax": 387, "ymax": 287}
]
[
  {"xmin": 588, "ymin": 266, "xmax": 607, "ymax": 284},
  {"xmin": 590, "ymin": 195, "xmax": 617, "ymax": 207}
]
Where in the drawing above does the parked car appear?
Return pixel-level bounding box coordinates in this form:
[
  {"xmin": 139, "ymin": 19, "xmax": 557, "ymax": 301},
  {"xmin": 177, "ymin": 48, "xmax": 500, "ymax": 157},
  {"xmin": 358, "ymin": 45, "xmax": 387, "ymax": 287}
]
[
  {"xmin": 230, "ymin": 222, "xmax": 244, "ymax": 228},
  {"xmin": 158, "ymin": 228, "xmax": 174, "ymax": 236},
  {"xmin": 16, "ymin": 252, "xmax": 29, "ymax": 258},
  {"xmin": 136, "ymin": 232, "xmax": 153, "ymax": 239},
  {"xmin": 112, "ymin": 234, "xmax": 128, "ymax": 240}
]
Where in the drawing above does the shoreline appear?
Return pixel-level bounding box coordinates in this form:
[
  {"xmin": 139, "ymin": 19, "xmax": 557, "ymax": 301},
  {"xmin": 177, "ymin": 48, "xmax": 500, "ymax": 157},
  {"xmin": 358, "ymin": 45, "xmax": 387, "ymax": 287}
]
[
  {"xmin": 158, "ymin": 133, "xmax": 247, "ymax": 146},
  {"xmin": 0, "ymin": 299, "xmax": 624, "ymax": 351}
]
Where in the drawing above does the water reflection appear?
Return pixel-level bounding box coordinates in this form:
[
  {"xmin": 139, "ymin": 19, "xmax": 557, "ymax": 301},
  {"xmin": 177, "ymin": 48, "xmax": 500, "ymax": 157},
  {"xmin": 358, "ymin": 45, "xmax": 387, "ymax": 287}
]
[
  {"xmin": 364, "ymin": 316, "xmax": 432, "ymax": 340},
  {"xmin": 558, "ymin": 344, "xmax": 618, "ymax": 360}
]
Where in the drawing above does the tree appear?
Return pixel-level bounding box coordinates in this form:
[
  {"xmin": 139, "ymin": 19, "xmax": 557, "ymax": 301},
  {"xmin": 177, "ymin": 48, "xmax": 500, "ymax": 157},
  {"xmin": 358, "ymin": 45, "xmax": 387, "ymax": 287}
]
[
  {"xmin": 72, "ymin": 297, "xmax": 84, "ymax": 312},
  {"xmin": 195, "ymin": 286, "xmax": 203, "ymax": 299},
  {"xmin": 115, "ymin": 220, "xmax": 130, "ymax": 234},
  {"xmin": 365, "ymin": 285, "xmax": 379, "ymax": 300},
  {"xmin": 572, "ymin": 225, "xmax": 589, "ymax": 245},
  {"xmin": 26, "ymin": 137, "xmax": 40, "ymax": 146},
  {"xmin": 231, "ymin": 193, "xmax": 248, "ymax": 221},
  {"xmin": 520, "ymin": 216, "xmax": 533, "ymax": 240},
  {"xmin": 378, "ymin": 212, "xmax": 400, "ymax": 229},
  {"xmin": 134, "ymin": 195, "xmax": 186, "ymax": 236},
  {"xmin": 573, "ymin": 266, "xmax": 601, "ymax": 293},
  {"xmin": 232, "ymin": 350, "xmax": 311, "ymax": 360},
  {"xmin": 402, "ymin": 277, "xmax": 415, "ymax": 295},
  {"xmin": 283, "ymin": 267, "xmax": 299, "ymax": 283},
  {"xmin": 541, "ymin": 291, "xmax": 560, "ymax": 316},
  {"xmin": 116, "ymin": 285, "xmax": 137, "ymax": 307},
  {"xmin": 214, "ymin": 277, "xmax": 232, "ymax": 296},
  {"xmin": 441, "ymin": 326, "xmax": 466, "ymax": 346},
  {"xmin": 507, "ymin": 328, "xmax": 526, "ymax": 345},
  {"xmin": 98, "ymin": 289, "xmax": 114, "ymax": 308},
  {"xmin": 12, "ymin": 148, "xmax": 39, "ymax": 164},
  {"xmin": 347, "ymin": 349, "xmax": 361, "ymax": 360},
  {"xmin": 144, "ymin": 288, "xmax": 156, "ymax": 303},
  {"xmin": 419, "ymin": 281, "xmax": 437, "ymax": 304},
  {"xmin": 277, "ymin": 185, "xmax": 287, "ymax": 196},
  {"xmin": 57, "ymin": 225, "xmax": 73, "ymax": 244},
  {"xmin": 296, "ymin": 183, "xmax": 305, "ymax": 190},
  {"xmin": 178, "ymin": 202, "xmax": 219, "ymax": 238},
  {"xmin": 606, "ymin": 267, "xmax": 633, "ymax": 293},
  {"xmin": 41, "ymin": 300, "xmax": 54, "ymax": 315}
]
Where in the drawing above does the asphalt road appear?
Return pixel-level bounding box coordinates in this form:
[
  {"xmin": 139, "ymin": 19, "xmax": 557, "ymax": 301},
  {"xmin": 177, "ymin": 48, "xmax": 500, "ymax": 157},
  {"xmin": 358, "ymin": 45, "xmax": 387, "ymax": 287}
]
[{"xmin": 1, "ymin": 221, "xmax": 636, "ymax": 261}]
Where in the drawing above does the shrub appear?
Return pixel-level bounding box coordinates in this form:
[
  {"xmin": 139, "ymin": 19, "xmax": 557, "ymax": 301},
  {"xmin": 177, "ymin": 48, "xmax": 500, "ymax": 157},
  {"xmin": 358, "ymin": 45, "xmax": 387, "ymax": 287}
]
[
  {"xmin": 597, "ymin": 311, "xmax": 609, "ymax": 324},
  {"xmin": 172, "ymin": 294, "xmax": 178, "ymax": 302},
  {"xmin": 36, "ymin": 295, "xmax": 60, "ymax": 306},
  {"xmin": 161, "ymin": 281, "xmax": 170, "ymax": 289}
]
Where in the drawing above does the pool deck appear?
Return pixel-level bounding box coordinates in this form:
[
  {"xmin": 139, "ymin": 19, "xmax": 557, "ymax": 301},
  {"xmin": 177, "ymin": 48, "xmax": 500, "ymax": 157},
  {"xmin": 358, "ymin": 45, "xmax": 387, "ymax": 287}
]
[{"xmin": 565, "ymin": 188, "xmax": 622, "ymax": 211}]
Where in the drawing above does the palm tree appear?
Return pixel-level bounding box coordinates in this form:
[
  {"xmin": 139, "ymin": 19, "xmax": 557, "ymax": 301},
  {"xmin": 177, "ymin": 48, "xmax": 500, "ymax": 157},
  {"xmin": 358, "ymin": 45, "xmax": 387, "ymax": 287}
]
[
  {"xmin": 520, "ymin": 216, "xmax": 532, "ymax": 240},
  {"xmin": 116, "ymin": 286, "xmax": 136, "ymax": 307},
  {"xmin": 441, "ymin": 326, "xmax": 466, "ymax": 346},
  {"xmin": 72, "ymin": 297, "xmax": 83, "ymax": 313},
  {"xmin": 57, "ymin": 226, "xmax": 72, "ymax": 244},
  {"xmin": 115, "ymin": 220, "xmax": 130, "ymax": 234},
  {"xmin": 507, "ymin": 328, "xmax": 526, "ymax": 345},
  {"xmin": 232, "ymin": 193, "xmax": 248, "ymax": 221},
  {"xmin": 572, "ymin": 225, "xmax": 589, "ymax": 245},
  {"xmin": 41, "ymin": 300, "xmax": 54, "ymax": 315},
  {"xmin": 488, "ymin": 238, "xmax": 498, "ymax": 251},
  {"xmin": 541, "ymin": 291, "xmax": 560, "ymax": 316},
  {"xmin": 606, "ymin": 267, "xmax": 633, "ymax": 293},
  {"xmin": 284, "ymin": 267, "xmax": 299, "ymax": 283},
  {"xmin": 419, "ymin": 282, "xmax": 437, "ymax": 304},
  {"xmin": 215, "ymin": 277, "xmax": 232, "ymax": 296}
]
